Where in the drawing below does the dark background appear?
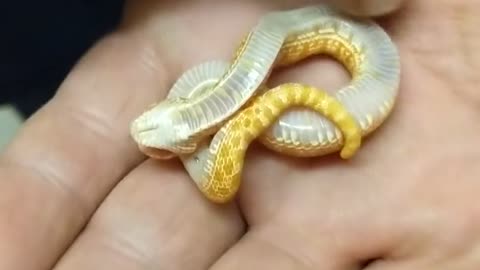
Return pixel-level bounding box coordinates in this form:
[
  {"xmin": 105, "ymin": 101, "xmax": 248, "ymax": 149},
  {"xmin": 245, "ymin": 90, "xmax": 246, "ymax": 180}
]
[{"xmin": 1, "ymin": 0, "xmax": 125, "ymax": 117}]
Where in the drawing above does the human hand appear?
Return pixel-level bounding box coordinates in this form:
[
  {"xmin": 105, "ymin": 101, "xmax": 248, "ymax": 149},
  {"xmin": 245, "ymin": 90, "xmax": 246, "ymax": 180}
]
[{"xmin": 1, "ymin": 0, "xmax": 479, "ymax": 269}]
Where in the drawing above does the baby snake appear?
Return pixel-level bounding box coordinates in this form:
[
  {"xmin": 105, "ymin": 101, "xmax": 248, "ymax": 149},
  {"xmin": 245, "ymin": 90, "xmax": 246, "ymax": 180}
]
[{"xmin": 130, "ymin": 5, "xmax": 401, "ymax": 203}]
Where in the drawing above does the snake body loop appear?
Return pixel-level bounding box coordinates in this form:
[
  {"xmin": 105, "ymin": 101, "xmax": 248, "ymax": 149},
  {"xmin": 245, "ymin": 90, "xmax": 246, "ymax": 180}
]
[
  {"xmin": 175, "ymin": 82, "xmax": 362, "ymax": 202},
  {"xmin": 130, "ymin": 5, "xmax": 401, "ymax": 203}
]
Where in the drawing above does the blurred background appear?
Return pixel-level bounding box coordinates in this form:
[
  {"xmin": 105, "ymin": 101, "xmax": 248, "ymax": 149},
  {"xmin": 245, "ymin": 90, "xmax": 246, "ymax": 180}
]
[
  {"xmin": 0, "ymin": 0, "xmax": 125, "ymax": 151},
  {"xmin": 0, "ymin": 105, "xmax": 22, "ymax": 151}
]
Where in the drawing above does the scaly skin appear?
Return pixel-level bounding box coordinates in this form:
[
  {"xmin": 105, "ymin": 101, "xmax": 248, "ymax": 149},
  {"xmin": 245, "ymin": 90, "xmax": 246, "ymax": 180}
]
[
  {"xmin": 129, "ymin": 5, "xmax": 399, "ymax": 158},
  {"xmin": 201, "ymin": 83, "xmax": 361, "ymax": 203},
  {"xmin": 130, "ymin": 4, "xmax": 400, "ymax": 203}
]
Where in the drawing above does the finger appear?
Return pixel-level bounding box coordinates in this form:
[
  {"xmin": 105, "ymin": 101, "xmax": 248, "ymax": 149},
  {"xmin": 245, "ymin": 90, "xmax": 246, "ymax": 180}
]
[
  {"xmin": 0, "ymin": 27, "xmax": 171, "ymax": 269},
  {"xmin": 327, "ymin": 0, "xmax": 406, "ymax": 16},
  {"xmin": 210, "ymin": 148, "xmax": 396, "ymax": 270},
  {"xmin": 53, "ymin": 159, "xmax": 244, "ymax": 270},
  {"xmin": 209, "ymin": 228, "xmax": 365, "ymax": 270}
]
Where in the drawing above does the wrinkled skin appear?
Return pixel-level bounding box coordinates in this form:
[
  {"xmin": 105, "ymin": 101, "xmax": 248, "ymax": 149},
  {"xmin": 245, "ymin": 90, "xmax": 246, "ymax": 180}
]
[{"xmin": 1, "ymin": 0, "xmax": 479, "ymax": 269}]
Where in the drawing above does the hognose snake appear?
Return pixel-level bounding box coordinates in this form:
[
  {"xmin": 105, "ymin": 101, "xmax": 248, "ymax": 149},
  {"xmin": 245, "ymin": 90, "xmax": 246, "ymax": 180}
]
[{"xmin": 130, "ymin": 5, "xmax": 401, "ymax": 203}]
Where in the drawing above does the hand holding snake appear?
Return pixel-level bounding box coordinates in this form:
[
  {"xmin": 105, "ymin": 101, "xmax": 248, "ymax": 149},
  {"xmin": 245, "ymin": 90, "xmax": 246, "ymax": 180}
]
[
  {"xmin": 130, "ymin": 5, "xmax": 400, "ymax": 202},
  {"xmin": 1, "ymin": 0, "xmax": 479, "ymax": 269}
]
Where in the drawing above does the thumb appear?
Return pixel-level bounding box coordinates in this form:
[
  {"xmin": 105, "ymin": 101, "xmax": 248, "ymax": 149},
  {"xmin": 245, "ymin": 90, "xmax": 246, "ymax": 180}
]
[{"xmin": 327, "ymin": 0, "xmax": 405, "ymax": 16}]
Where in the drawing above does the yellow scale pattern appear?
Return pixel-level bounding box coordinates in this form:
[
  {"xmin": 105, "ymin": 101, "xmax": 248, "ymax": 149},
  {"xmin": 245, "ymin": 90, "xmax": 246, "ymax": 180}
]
[
  {"xmin": 197, "ymin": 29, "xmax": 365, "ymax": 202},
  {"xmin": 276, "ymin": 32, "xmax": 361, "ymax": 76},
  {"xmin": 201, "ymin": 83, "xmax": 361, "ymax": 203},
  {"xmin": 129, "ymin": 6, "xmax": 400, "ymax": 204}
]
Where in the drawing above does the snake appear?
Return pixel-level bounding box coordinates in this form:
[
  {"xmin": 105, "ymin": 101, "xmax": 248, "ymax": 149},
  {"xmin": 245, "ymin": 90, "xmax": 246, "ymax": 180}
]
[{"xmin": 129, "ymin": 5, "xmax": 401, "ymax": 203}]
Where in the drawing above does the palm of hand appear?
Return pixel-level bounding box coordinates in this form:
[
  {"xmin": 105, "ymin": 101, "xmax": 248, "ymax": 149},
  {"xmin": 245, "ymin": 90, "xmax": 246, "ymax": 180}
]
[{"xmin": 1, "ymin": 0, "xmax": 479, "ymax": 269}]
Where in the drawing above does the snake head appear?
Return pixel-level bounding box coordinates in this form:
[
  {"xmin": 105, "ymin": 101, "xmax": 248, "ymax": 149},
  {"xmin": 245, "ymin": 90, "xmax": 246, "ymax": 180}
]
[{"xmin": 130, "ymin": 98, "xmax": 197, "ymax": 159}]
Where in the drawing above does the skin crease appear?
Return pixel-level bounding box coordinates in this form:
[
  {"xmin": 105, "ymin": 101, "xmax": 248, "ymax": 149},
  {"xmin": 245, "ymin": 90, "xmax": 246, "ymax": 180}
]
[{"xmin": 0, "ymin": 0, "xmax": 479, "ymax": 269}]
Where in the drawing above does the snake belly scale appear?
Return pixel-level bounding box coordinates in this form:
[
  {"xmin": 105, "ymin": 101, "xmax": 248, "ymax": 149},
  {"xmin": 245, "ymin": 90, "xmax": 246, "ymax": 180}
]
[{"xmin": 130, "ymin": 5, "xmax": 401, "ymax": 203}]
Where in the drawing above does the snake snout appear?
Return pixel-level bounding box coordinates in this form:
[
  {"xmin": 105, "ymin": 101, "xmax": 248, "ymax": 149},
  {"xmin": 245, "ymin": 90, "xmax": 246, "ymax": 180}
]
[
  {"xmin": 130, "ymin": 117, "xmax": 158, "ymax": 144},
  {"xmin": 129, "ymin": 117, "xmax": 177, "ymax": 159}
]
